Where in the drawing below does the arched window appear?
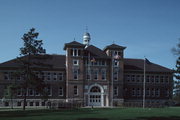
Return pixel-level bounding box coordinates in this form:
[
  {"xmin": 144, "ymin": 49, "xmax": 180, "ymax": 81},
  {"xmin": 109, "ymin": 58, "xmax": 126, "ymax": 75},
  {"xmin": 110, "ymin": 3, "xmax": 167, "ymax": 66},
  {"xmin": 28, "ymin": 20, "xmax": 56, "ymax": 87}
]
[{"xmin": 90, "ymin": 86, "xmax": 101, "ymax": 93}]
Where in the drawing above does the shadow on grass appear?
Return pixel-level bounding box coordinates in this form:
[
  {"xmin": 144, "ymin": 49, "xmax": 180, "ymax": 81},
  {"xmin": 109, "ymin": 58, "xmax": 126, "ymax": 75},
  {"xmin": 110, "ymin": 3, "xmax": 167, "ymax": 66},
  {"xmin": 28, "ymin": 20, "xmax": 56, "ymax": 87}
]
[
  {"xmin": 0, "ymin": 109, "xmax": 97, "ymax": 118},
  {"xmin": 126, "ymin": 116, "xmax": 180, "ymax": 120},
  {"xmin": 77, "ymin": 118, "xmax": 108, "ymax": 120}
]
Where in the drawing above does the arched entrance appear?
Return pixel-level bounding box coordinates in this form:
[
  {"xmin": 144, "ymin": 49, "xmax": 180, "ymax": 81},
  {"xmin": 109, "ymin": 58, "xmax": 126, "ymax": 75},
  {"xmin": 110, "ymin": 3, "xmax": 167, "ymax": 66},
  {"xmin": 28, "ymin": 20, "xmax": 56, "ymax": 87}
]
[{"xmin": 88, "ymin": 85, "xmax": 104, "ymax": 106}]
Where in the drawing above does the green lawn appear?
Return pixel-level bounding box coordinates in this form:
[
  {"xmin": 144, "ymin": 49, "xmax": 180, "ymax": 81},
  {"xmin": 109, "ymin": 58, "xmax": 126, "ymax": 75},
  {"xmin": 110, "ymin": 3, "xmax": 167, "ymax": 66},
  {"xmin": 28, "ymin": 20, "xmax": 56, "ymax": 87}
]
[{"xmin": 0, "ymin": 107, "xmax": 180, "ymax": 120}]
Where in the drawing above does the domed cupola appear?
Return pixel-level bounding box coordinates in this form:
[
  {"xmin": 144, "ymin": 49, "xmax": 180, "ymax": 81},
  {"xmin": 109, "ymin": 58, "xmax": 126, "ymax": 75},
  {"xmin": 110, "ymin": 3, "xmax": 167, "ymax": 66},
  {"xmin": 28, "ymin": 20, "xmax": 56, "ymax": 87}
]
[{"xmin": 83, "ymin": 32, "xmax": 91, "ymax": 46}]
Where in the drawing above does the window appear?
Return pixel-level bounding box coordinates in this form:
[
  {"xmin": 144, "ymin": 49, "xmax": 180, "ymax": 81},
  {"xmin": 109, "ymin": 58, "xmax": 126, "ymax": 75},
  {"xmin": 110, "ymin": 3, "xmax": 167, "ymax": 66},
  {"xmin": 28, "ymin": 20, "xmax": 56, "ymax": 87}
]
[
  {"xmin": 93, "ymin": 69, "xmax": 98, "ymax": 80},
  {"xmin": 146, "ymin": 88, "xmax": 150, "ymax": 96},
  {"xmin": 131, "ymin": 75, "xmax": 135, "ymax": 82},
  {"xmin": 30, "ymin": 102, "xmax": 34, "ymax": 106},
  {"xmin": 132, "ymin": 88, "xmax": 136, "ymax": 96},
  {"xmin": 74, "ymin": 86, "xmax": 78, "ymax": 95},
  {"xmin": 165, "ymin": 76, "xmax": 169, "ymax": 83},
  {"xmin": 58, "ymin": 73, "xmax": 63, "ymax": 81},
  {"xmin": 35, "ymin": 90, "xmax": 40, "ymax": 96},
  {"xmin": 36, "ymin": 102, "xmax": 39, "ymax": 106},
  {"xmin": 45, "ymin": 86, "xmax": 52, "ymax": 96},
  {"xmin": 114, "ymin": 86, "xmax": 118, "ymax": 96},
  {"xmin": 73, "ymin": 60, "xmax": 79, "ymax": 66},
  {"xmin": 160, "ymin": 76, "xmax": 164, "ymax": 83},
  {"xmin": 151, "ymin": 76, "xmax": 154, "ymax": 83},
  {"xmin": 114, "ymin": 60, "xmax": 119, "ymax": 66},
  {"xmin": 4, "ymin": 72, "xmax": 10, "ymax": 80},
  {"xmin": 151, "ymin": 88, "xmax": 155, "ymax": 97},
  {"xmin": 113, "ymin": 69, "xmax": 118, "ymax": 81},
  {"xmin": 59, "ymin": 87, "xmax": 63, "ymax": 96},
  {"xmin": 71, "ymin": 49, "xmax": 81, "ymax": 56},
  {"xmin": 137, "ymin": 88, "xmax": 141, "ymax": 96},
  {"xmin": 101, "ymin": 69, "xmax": 106, "ymax": 80},
  {"xmin": 146, "ymin": 75, "xmax": 150, "ymax": 83},
  {"xmin": 41, "ymin": 102, "xmax": 45, "ymax": 106},
  {"xmin": 47, "ymin": 72, "xmax": 51, "ymax": 81},
  {"xmin": 155, "ymin": 88, "xmax": 160, "ymax": 97},
  {"xmin": 155, "ymin": 76, "xmax": 159, "ymax": 83},
  {"xmin": 53, "ymin": 72, "xmax": 57, "ymax": 81},
  {"xmin": 136, "ymin": 75, "xmax": 140, "ymax": 82},
  {"xmin": 17, "ymin": 88, "xmax": 22, "ymax": 96},
  {"xmin": 17, "ymin": 102, "xmax": 21, "ymax": 106},
  {"xmin": 28, "ymin": 88, "xmax": 34, "ymax": 96},
  {"xmin": 73, "ymin": 69, "xmax": 78, "ymax": 80},
  {"xmin": 126, "ymin": 75, "xmax": 130, "ymax": 82},
  {"xmin": 102, "ymin": 60, "xmax": 106, "ymax": 66}
]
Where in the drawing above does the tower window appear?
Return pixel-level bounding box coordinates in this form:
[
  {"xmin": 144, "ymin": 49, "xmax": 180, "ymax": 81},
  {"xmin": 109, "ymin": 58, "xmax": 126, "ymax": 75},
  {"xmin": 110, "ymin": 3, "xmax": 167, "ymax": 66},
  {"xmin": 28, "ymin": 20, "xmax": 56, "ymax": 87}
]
[
  {"xmin": 71, "ymin": 49, "xmax": 81, "ymax": 56},
  {"xmin": 73, "ymin": 60, "xmax": 79, "ymax": 66},
  {"xmin": 74, "ymin": 86, "xmax": 78, "ymax": 95}
]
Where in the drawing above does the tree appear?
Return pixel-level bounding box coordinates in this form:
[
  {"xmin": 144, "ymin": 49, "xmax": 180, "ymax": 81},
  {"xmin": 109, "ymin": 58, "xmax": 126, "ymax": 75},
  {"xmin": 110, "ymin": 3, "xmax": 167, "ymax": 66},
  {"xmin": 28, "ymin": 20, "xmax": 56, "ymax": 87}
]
[
  {"xmin": 19, "ymin": 28, "xmax": 47, "ymax": 110},
  {"xmin": 172, "ymin": 39, "xmax": 180, "ymax": 103}
]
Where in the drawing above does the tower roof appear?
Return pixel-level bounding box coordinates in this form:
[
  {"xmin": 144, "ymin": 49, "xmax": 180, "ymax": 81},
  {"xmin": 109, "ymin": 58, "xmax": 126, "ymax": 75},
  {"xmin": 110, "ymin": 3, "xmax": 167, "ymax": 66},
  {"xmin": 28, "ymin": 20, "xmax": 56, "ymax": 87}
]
[
  {"xmin": 103, "ymin": 44, "xmax": 126, "ymax": 51},
  {"xmin": 64, "ymin": 41, "xmax": 85, "ymax": 50}
]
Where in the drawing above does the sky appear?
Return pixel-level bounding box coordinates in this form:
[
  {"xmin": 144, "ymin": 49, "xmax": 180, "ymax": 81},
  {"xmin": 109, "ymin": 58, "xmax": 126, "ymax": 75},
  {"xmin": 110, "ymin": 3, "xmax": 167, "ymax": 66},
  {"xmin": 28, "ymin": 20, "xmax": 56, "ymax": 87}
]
[{"xmin": 0, "ymin": 0, "xmax": 180, "ymax": 69}]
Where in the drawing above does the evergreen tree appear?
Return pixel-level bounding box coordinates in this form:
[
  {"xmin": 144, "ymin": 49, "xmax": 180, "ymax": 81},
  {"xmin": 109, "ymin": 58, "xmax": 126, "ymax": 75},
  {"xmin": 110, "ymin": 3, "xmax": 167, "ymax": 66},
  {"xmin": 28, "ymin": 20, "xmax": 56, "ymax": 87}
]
[
  {"xmin": 172, "ymin": 39, "xmax": 180, "ymax": 103},
  {"xmin": 19, "ymin": 28, "xmax": 47, "ymax": 110}
]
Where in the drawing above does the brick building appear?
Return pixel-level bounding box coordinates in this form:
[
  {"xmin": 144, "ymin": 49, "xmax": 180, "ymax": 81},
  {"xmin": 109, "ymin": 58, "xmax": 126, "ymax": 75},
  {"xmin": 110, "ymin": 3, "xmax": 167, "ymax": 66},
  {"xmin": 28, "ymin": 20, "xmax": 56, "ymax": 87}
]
[{"xmin": 0, "ymin": 32, "xmax": 173, "ymax": 107}]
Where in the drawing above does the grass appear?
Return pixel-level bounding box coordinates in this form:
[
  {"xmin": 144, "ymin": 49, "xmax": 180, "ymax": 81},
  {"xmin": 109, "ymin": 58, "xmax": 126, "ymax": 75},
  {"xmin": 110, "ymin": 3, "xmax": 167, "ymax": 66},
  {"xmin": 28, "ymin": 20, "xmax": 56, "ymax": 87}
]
[{"xmin": 0, "ymin": 107, "xmax": 180, "ymax": 120}]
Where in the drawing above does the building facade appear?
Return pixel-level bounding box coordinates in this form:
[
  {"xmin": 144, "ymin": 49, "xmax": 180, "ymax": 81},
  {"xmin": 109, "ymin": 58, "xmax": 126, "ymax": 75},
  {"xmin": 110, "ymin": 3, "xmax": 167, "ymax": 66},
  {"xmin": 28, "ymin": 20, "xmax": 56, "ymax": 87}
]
[{"xmin": 0, "ymin": 32, "xmax": 173, "ymax": 107}]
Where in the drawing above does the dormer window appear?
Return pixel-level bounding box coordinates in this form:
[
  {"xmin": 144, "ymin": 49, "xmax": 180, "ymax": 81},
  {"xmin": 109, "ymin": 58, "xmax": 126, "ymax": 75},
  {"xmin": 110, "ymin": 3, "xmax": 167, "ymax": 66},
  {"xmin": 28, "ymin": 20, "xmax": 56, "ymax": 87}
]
[{"xmin": 70, "ymin": 48, "xmax": 81, "ymax": 56}]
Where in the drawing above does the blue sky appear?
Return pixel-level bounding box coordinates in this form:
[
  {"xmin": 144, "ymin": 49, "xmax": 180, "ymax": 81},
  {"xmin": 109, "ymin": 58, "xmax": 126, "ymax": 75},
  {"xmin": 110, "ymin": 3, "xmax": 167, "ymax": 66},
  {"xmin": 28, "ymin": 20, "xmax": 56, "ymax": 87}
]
[{"xmin": 0, "ymin": 0, "xmax": 179, "ymax": 69}]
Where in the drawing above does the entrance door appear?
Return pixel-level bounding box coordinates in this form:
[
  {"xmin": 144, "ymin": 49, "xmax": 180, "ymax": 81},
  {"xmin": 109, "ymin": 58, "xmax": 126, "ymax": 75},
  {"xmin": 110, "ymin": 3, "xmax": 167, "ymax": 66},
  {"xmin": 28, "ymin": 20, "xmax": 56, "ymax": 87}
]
[{"xmin": 89, "ymin": 86, "xmax": 102, "ymax": 106}]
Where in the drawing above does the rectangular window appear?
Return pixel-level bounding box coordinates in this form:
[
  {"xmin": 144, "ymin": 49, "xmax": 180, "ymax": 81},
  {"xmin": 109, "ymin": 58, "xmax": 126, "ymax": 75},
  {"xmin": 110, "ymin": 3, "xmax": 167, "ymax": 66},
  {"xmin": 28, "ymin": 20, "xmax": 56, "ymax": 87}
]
[
  {"xmin": 113, "ymin": 86, "xmax": 118, "ymax": 96},
  {"xmin": 113, "ymin": 69, "xmax": 118, "ymax": 81},
  {"xmin": 45, "ymin": 86, "xmax": 52, "ymax": 96},
  {"xmin": 146, "ymin": 88, "xmax": 150, "ymax": 96},
  {"xmin": 137, "ymin": 88, "xmax": 141, "ymax": 96},
  {"xmin": 151, "ymin": 76, "xmax": 154, "ymax": 83},
  {"xmin": 136, "ymin": 75, "xmax": 140, "ymax": 82},
  {"xmin": 155, "ymin": 88, "xmax": 160, "ymax": 97},
  {"xmin": 101, "ymin": 69, "xmax": 106, "ymax": 80},
  {"xmin": 17, "ymin": 88, "xmax": 22, "ymax": 96},
  {"xmin": 73, "ymin": 60, "xmax": 79, "ymax": 66},
  {"xmin": 114, "ymin": 60, "xmax": 119, "ymax": 66},
  {"xmin": 36, "ymin": 102, "xmax": 39, "ymax": 106},
  {"xmin": 4, "ymin": 72, "xmax": 10, "ymax": 80},
  {"xmin": 28, "ymin": 88, "xmax": 34, "ymax": 96},
  {"xmin": 47, "ymin": 72, "xmax": 51, "ymax": 81},
  {"xmin": 131, "ymin": 75, "xmax": 135, "ymax": 82},
  {"xmin": 146, "ymin": 75, "xmax": 150, "ymax": 83},
  {"xmin": 73, "ymin": 69, "xmax": 78, "ymax": 80},
  {"xmin": 155, "ymin": 76, "xmax": 159, "ymax": 83},
  {"xmin": 35, "ymin": 90, "xmax": 40, "ymax": 96},
  {"xmin": 17, "ymin": 102, "xmax": 21, "ymax": 106},
  {"xmin": 74, "ymin": 86, "xmax": 78, "ymax": 95},
  {"xmin": 30, "ymin": 102, "xmax": 34, "ymax": 106},
  {"xmin": 151, "ymin": 88, "xmax": 155, "ymax": 97},
  {"xmin": 53, "ymin": 72, "xmax": 57, "ymax": 81},
  {"xmin": 132, "ymin": 88, "xmax": 136, "ymax": 96},
  {"xmin": 126, "ymin": 75, "xmax": 130, "ymax": 82},
  {"xmin": 58, "ymin": 73, "xmax": 63, "ymax": 81},
  {"xmin": 160, "ymin": 76, "xmax": 164, "ymax": 83},
  {"xmin": 59, "ymin": 87, "xmax": 63, "ymax": 96},
  {"xmin": 165, "ymin": 76, "xmax": 169, "ymax": 83}
]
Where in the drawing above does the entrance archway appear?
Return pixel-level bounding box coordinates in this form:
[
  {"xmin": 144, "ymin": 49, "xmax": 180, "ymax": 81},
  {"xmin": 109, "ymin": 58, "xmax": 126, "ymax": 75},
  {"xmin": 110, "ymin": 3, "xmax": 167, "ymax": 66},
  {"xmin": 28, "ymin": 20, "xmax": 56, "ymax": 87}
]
[{"xmin": 88, "ymin": 84, "xmax": 104, "ymax": 106}]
